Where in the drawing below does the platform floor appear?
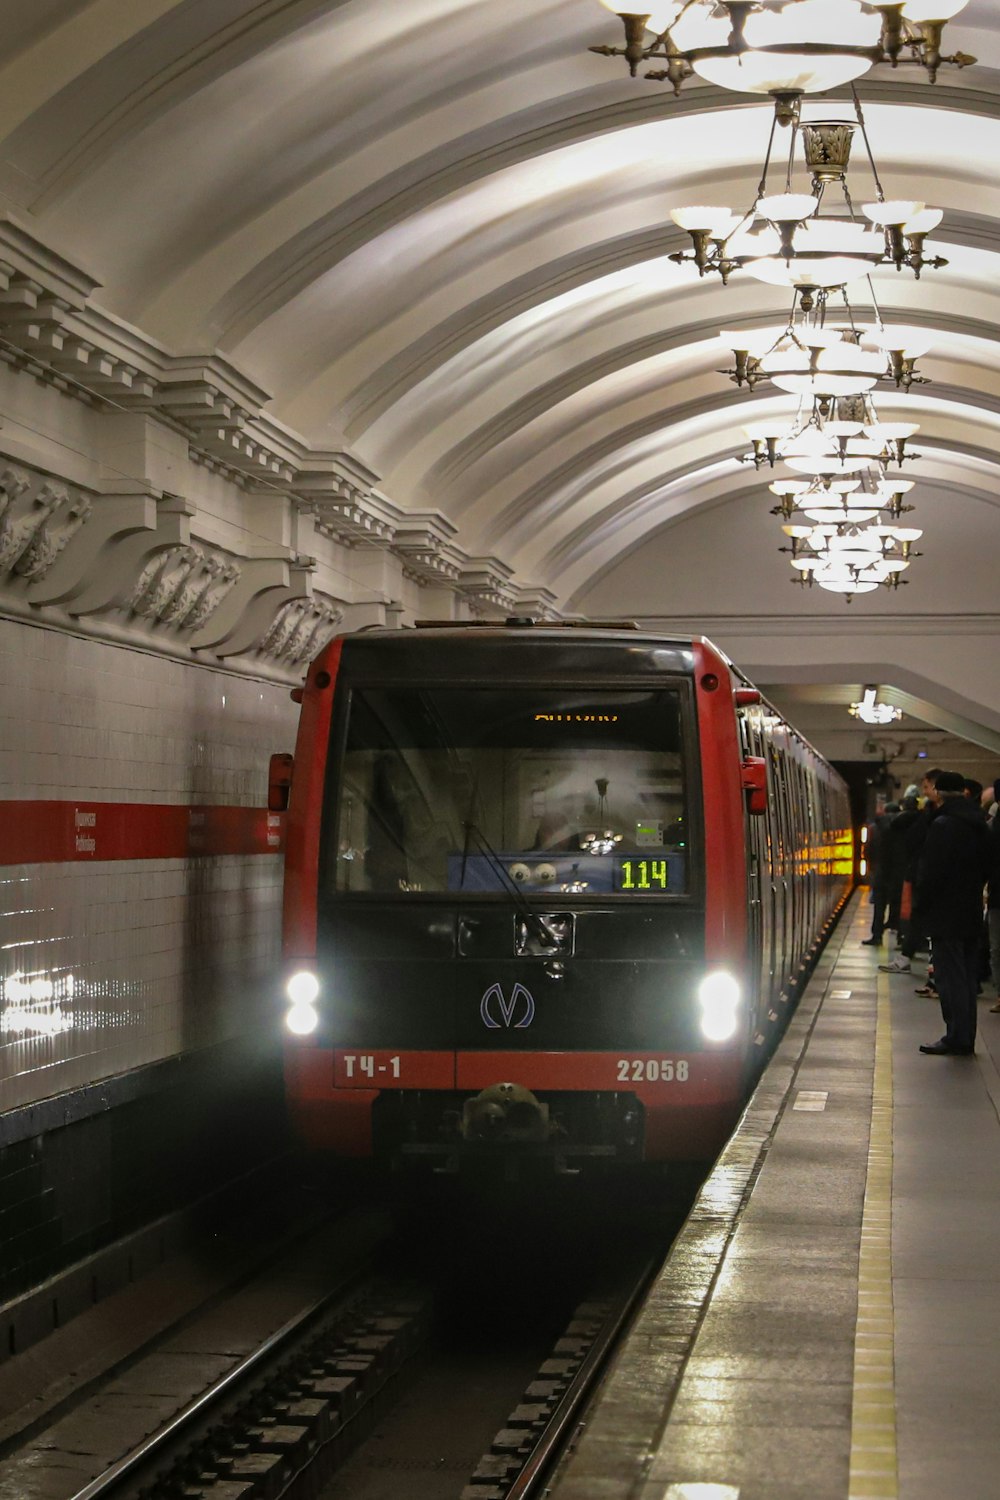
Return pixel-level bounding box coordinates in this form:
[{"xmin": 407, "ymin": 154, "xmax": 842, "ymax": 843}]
[{"xmin": 553, "ymin": 891, "xmax": 1000, "ymax": 1500}]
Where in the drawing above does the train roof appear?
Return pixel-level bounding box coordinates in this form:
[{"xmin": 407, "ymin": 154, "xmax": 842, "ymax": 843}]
[{"xmin": 328, "ymin": 622, "xmax": 843, "ymax": 782}]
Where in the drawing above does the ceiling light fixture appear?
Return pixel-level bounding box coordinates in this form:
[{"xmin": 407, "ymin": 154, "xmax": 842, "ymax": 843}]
[
  {"xmin": 849, "ymin": 685, "xmax": 904, "ymax": 723},
  {"xmin": 592, "ymin": 1, "xmax": 975, "ymax": 93},
  {"xmin": 669, "ymin": 96, "xmax": 948, "ymax": 292},
  {"xmin": 782, "ymin": 519, "xmax": 922, "ymax": 597}
]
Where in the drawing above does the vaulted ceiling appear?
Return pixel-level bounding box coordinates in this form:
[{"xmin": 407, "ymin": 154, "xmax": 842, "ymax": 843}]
[{"xmin": 2, "ymin": 1, "xmax": 999, "ymax": 763}]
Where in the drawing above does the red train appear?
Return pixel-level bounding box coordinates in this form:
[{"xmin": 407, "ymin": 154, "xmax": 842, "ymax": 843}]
[{"xmin": 274, "ymin": 622, "xmax": 852, "ymax": 1174}]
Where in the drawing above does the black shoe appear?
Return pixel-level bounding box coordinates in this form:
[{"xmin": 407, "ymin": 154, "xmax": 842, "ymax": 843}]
[
  {"xmin": 861, "ymin": 937, "xmax": 881, "ymax": 946},
  {"xmin": 919, "ymin": 1041, "xmax": 954, "ymax": 1055}
]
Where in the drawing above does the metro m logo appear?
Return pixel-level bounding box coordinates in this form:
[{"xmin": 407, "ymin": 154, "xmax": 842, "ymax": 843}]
[{"xmin": 480, "ymin": 982, "xmax": 535, "ymax": 1030}]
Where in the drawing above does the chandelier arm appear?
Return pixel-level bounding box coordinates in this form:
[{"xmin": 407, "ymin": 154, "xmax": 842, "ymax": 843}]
[
  {"xmin": 751, "ymin": 105, "xmax": 781, "ymax": 203},
  {"xmin": 851, "ymin": 86, "xmax": 886, "ymax": 203},
  {"xmin": 784, "ymin": 116, "xmax": 799, "ymax": 194}
]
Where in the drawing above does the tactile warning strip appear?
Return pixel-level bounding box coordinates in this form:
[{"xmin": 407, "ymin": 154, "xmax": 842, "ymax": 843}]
[{"xmin": 848, "ymin": 969, "xmax": 898, "ymax": 1500}]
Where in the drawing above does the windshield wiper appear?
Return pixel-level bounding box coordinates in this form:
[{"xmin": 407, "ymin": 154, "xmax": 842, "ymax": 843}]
[{"xmin": 462, "ymin": 818, "xmax": 555, "ymax": 946}]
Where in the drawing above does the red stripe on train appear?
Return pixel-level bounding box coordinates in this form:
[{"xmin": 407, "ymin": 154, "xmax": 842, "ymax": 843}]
[
  {"xmin": 0, "ymin": 801, "xmax": 285, "ymax": 864},
  {"xmin": 327, "ymin": 1047, "xmax": 742, "ymax": 1101}
]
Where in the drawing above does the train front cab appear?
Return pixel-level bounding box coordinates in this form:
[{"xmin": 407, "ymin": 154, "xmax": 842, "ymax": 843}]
[{"xmin": 279, "ymin": 628, "xmax": 845, "ymax": 1176}]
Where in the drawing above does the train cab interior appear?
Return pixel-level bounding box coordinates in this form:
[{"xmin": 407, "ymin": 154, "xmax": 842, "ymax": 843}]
[{"xmin": 325, "ymin": 685, "xmax": 689, "ymax": 900}]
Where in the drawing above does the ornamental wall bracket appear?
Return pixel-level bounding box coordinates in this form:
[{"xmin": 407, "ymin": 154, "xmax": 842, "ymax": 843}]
[
  {"xmin": 0, "ymin": 463, "xmax": 93, "ymax": 586},
  {"xmin": 191, "ymin": 555, "xmax": 318, "ymax": 659},
  {"xmin": 128, "ymin": 543, "xmax": 241, "ymax": 634},
  {"xmin": 58, "ymin": 492, "xmax": 196, "ymax": 617},
  {"xmin": 257, "ymin": 593, "xmax": 344, "ymax": 666}
]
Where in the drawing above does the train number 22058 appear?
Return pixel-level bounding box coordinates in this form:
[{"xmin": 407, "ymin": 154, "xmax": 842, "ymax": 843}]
[{"xmin": 616, "ymin": 1057, "xmax": 689, "ymax": 1083}]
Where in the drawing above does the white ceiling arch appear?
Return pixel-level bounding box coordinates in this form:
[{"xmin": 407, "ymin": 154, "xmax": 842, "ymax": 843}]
[{"xmin": 1, "ymin": 0, "xmax": 999, "ymax": 743}]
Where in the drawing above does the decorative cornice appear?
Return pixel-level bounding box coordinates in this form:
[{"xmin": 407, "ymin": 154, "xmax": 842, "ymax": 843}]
[
  {"xmin": 457, "ymin": 554, "xmax": 516, "ymax": 613},
  {"xmin": 0, "ymin": 218, "xmax": 536, "ymax": 642},
  {"xmin": 392, "ymin": 511, "xmax": 464, "ymax": 585}
]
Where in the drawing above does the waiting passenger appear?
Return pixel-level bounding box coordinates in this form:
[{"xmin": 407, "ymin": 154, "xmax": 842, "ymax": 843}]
[{"xmin": 914, "ymin": 770, "xmax": 991, "ymax": 1057}]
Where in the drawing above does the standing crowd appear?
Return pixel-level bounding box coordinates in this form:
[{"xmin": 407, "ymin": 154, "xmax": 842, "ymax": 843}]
[{"xmin": 863, "ymin": 769, "xmax": 1000, "ymax": 1057}]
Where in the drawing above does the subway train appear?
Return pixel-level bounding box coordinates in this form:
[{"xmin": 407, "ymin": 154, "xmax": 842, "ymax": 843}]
[{"xmin": 274, "ymin": 622, "xmax": 853, "ymax": 1175}]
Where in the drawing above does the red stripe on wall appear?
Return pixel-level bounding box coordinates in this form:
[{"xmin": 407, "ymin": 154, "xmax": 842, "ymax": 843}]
[{"xmin": 0, "ymin": 801, "xmax": 285, "ymax": 864}]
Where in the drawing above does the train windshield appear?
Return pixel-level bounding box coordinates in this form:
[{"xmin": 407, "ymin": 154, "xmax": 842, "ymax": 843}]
[{"xmin": 328, "ymin": 685, "xmax": 688, "ymax": 897}]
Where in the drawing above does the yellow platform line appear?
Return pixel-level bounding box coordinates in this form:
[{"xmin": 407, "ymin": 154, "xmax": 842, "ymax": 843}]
[{"xmin": 848, "ymin": 968, "xmax": 897, "ymax": 1500}]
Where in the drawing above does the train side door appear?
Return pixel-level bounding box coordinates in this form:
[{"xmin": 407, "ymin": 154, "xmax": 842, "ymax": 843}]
[{"xmin": 738, "ymin": 710, "xmax": 766, "ymax": 1036}]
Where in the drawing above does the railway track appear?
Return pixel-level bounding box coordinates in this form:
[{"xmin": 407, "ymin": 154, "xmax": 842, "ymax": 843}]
[
  {"xmin": 56, "ymin": 1254, "xmax": 656, "ymax": 1500},
  {"xmin": 67, "ymin": 1273, "xmax": 435, "ymax": 1500},
  {"xmin": 1, "ymin": 1181, "xmax": 685, "ymax": 1500}
]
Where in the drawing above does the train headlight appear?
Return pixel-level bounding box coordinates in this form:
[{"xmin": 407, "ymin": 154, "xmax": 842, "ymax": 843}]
[
  {"xmin": 698, "ymin": 971, "xmax": 740, "ymax": 1042},
  {"xmin": 286, "ymin": 970, "xmax": 320, "ymax": 1006},
  {"xmin": 284, "ymin": 970, "xmax": 320, "ymax": 1035},
  {"xmin": 286, "ymin": 1002, "xmax": 319, "ymax": 1036}
]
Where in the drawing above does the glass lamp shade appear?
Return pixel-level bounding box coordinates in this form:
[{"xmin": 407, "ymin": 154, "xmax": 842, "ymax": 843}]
[
  {"xmin": 863, "ymin": 200, "xmax": 925, "ymax": 227},
  {"xmin": 740, "ymin": 219, "xmax": 883, "ymax": 286},
  {"xmin": 864, "ymin": 325, "xmax": 934, "ymax": 358},
  {"xmin": 670, "ymin": 205, "xmax": 733, "ymax": 233},
  {"xmin": 873, "ymin": 478, "xmax": 916, "ymax": 498},
  {"xmin": 802, "ymin": 505, "xmax": 880, "ymax": 522},
  {"xmin": 596, "ymin": 0, "xmax": 683, "ymax": 30},
  {"xmin": 816, "ymin": 577, "xmax": 880, "ymax": 593},
  {"xmin": 770, "ymin": 370, "xmax": 880, "ymax": 396},
  {"xmin": 758, "ymin": 193, "xmax": 819, "ymax": 224},
  {"xmin": 902, "ymin": 0, "xmax": 969, "ymax": 20},
  {"xmin": 677, "ymin": 1, "xmax": 882, "ymax": 95},
  {"xmin": 865, "ymin": 423, "xmax": 920, "ymax": 443},
  {"xmin": 764, "ymin": 337, "xmax": 885, "ymax": 397},
  {"xmin": 904, "ymin": 207, "xmax": 944, "ymax": 234},
  {"xmin": 784, "ymin": 454, "xmax": 878, "ymax": 474}
]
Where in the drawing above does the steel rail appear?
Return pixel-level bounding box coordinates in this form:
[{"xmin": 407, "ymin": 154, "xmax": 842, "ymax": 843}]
[
  {"xmin": 66, "ymin": 1271, "xmax": 369, "ymax": 1500},
  {"xmin": 507, "ymin": 1255, "xmax": 660, "ymax": 1500}
]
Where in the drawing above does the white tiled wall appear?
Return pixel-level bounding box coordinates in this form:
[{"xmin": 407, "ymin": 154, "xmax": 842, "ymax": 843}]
[{"xmin": 1, "ymin": 617, "xmax": 300, "ymax": 1112}]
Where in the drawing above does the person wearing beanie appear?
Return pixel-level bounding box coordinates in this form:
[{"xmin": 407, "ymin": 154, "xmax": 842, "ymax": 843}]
[{"xmin": 913, "ymin": 770, "xmax": 991, "ymax": 1056}]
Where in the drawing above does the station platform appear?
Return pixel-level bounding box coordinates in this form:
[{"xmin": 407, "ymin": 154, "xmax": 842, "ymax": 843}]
[{"xmin": 553, "ymin": 890, "xmax": 1000, "ymax": 1500}]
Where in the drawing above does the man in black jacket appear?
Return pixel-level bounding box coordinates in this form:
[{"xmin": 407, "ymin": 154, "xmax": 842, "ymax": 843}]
[{"xmin": 914, "ymin": 770, "xmax": 991, "ymax": 1056}]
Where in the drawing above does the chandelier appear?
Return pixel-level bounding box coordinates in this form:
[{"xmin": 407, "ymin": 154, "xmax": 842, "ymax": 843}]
[
  {"xmin": 742, "ymin": 368, "xmax": 922, "ymax": 468},
  {"xmin": 592, "ymin": 1, "xmax": 975, "ymax": 94},
  {"xmin": 768, "ymin": 472, "xmax": 916, "ymax": 518},
  {"xmin": 781, "ymin": 520, "xmax": 922, "ymax": 594},
  {"xmin": 669, "ymin": 97, "xmax": 947, "ymax": 291},
  {"xmin": 849, "ymin": 686, "xmax": 902, "ymax": 723}
]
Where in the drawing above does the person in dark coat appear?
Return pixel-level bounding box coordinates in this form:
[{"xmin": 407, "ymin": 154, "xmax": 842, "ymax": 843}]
[
  {"xmin": 880, "ymin": 770, "xmax": 942, "ymax": 974},
  {"xmin": 861, "ymin": 804, "xmax": 897, "ymax": 944},
  {"xmin": 882, "ymin": 795, "xmax": 920, "ymax": 934},
  {"xmin": 914, "ymin": 770, "xmax": 991, "ymax": 1056}
]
